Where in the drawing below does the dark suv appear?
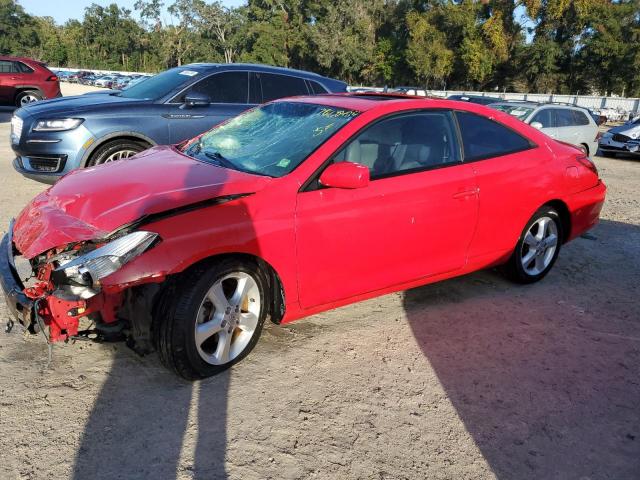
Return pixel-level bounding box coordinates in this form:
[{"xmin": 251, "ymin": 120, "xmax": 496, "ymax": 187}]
[
  {"xmin": 11, "ymin": 63, "xmax": 347, "ymax": 183},
  {"xmin": 0, "ymin": 56, "xmax": 61, "ymax": 107}
]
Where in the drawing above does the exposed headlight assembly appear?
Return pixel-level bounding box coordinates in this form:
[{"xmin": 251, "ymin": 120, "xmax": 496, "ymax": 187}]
[
  {"xmin": 56, "ymin": 231, "xmax": 159, "ymax": 287},
  {"xmin": 33, "ymin": 118, "xmax": 84, "ymax": 132}
]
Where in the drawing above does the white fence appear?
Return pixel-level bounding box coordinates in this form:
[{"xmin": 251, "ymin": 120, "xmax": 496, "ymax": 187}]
[{"xmin": 429, "ymin": 90, "xmax": 640, "ymax": 113}]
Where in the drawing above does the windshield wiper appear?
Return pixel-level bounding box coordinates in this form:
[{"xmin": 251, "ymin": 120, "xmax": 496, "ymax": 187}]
[{"xmin": 203, "ymin": 150, "xmax": 239, "ymax": 170}]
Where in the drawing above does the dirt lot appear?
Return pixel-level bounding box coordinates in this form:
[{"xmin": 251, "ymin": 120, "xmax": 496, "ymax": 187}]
[{"xmin": 0, "ymin": 84, "xmax": 638, "ymax": 480}]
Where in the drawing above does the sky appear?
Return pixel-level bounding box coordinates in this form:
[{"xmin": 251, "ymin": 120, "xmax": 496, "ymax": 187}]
[{"xmin": 19, "ymin": 0, "xmax": 246, "ymax": 24}]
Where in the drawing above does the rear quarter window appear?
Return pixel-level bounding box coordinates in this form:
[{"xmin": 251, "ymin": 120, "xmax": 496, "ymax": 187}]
[
  {"xmin": 571, "ymin": 110, "xmax": 591, "ymax": 126},
  {"xmin": 260, "ymin": 73, "xmax": 309, "ymax": 102},
  {"xmin": 456, "ymin": 111, "xmax": 534, "ymax": 161}
]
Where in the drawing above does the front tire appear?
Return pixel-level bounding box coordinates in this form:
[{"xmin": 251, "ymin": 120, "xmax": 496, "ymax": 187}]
[
  {"xmin": 155, "ymin": 259, "xmax": 268, "ymax": 380},
  {"xmin": 503, "ymin": 207, "xmax": 562, "ymax": 284},
  {"xmin": 87, "ymin": 139, "xmax": 148, "ymax": 166}
]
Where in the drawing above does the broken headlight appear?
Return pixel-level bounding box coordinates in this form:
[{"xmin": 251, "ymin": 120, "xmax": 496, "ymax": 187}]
[{"xmin": 55, "ymin": 231, "xmax": 159, "ymax": 286}]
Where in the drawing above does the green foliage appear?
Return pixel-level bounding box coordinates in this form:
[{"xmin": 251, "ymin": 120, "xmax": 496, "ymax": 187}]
[{"xmin": 0, "ymin": 0, "xmax": 637, "ymax": 96}]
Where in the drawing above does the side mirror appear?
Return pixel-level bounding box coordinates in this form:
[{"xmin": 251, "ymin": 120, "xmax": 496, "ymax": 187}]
[
  {"xmin": 319, "ymin": 162, "xmax": 370, "ymax": 189},
  {"xmin": 530, "ymin": 121, "xmax": 544, "ymax": 130},
  {"xmin": 182, "ymin": 92, "xmax": 210, "ymax": 108}
]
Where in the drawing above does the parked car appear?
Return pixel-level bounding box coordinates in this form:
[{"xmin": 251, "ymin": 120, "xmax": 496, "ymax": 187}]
[
  {"xmin": 10, "ymin": 63, "xmax": 347, "ymax": 183},
  {"xmin": 68, "ymin": 71, "xmax": 92, "ymax": 83},
  {"xmin": 488, "ymin": 102, "xmax": 599, "ymax": 157},
  {"xmin": 0, "ymin": 56, "xmax": 61, "ymax": 107},
  {"xmin": 79, "ymin": 74, "xmax": 98, "ymax": 86},
  {"xmin": 1, "ymin": 94, "xmax": 606, "ymax": 379},
  {"xmin": 448, "ymin": 94, "xmax": 503, "ymax": 105},
  {"xmin": 94, "ymin": 75, "xmax": 119, "ymax": 88},
  {"xmin": 598, "ymin": 116, "xmax": 640, "ymax": 157},
  {"xmin": 392, "ymin": 86, "xmax": 427, "ymax": 96},
  {"xmin": 112, "ymin": 76, "xmax": 132, "ymax": 89}
]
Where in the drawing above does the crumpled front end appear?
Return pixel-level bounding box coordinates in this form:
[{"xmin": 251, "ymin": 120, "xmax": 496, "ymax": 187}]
[{"xmin": 2, "ymin": 219, "xmax": 159, "ymax": 346}]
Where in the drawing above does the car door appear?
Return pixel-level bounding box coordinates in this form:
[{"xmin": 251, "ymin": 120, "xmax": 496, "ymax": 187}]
[
  {"xmin": 553, "ymin": 108, "xmax": 581, "ymax": 145},
  {"xmin": 530, "ymin": 107, "xmax": 559, "ymax": 139},
  {"xmin": 165, "ymin": 71, "xmax": 253, "ymax": 143},
  {"xmin": 0, "ymin": 60, "xmax": 18, "ymax": 103},
  {"xmin": 295, "ymin": 110, "xmax": 478, "ymax": 309}
]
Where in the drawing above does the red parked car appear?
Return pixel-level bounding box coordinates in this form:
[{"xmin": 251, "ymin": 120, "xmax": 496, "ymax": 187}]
[
  {"xmin": 0, "ymin": 56, "xmax": 61, "ymax": 107},
  {"xmin": 1, "ymin": 94, "xmax": 606, "ymax": 379}
]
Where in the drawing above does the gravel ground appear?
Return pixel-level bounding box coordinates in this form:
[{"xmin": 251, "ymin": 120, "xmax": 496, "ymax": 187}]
[{"xmin": 0, "ymin": 84, "xmax": 638, "ymax": 480}]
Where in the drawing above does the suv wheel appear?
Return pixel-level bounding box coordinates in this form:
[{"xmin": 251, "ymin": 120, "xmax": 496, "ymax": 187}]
[
  {"xmin": 88, "ymin": 139, "xmax": 148, "ymax": 166},
  {"xmin": 16, "ymin": 90, "xmax": 42, "ymax": 107}
]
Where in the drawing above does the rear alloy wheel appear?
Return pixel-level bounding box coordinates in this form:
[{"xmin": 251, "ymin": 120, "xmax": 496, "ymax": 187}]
[
  {"xmin": 504, "ymin": 207, "xmax": 562, "ymax": 284},
  {"xmin": 88, "ymin": 139, "xmax": 148, "ymax": 166},
  {"xmin": 16, "ymin": 90, "xmax": 42, "ymax": 107},
  {"xmin": 156, "ymin": 259, "xmax": 268, "ymax": 380}
]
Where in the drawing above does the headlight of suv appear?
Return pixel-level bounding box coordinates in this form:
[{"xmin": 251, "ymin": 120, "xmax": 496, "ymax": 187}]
[
  {"xmin": 33, "ymin": 118, "xmax": 84, "ymax": 132},
  {"xmin": 55, "ymin": 231, "xmax": 159, "ymax": 287}
]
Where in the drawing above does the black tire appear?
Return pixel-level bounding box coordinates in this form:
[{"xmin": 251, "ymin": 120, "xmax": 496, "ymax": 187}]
[
  {"xmin": 579, "ymin": 144, "xmax": 589, "ymax": 156},
  {"xmin": 15, "ymin": 90, "xmax": 43, "ymax": 107},
  {"xmin": 87, "ymin": 139, "xmax": 148, "ymax": 166},
  {"xmin": 155, "ymin": 258, "xmax": 269, "ymax": 380},
  {"xmin": 503, "ymin": 207, "xmax": 562, "ymax": 284}
]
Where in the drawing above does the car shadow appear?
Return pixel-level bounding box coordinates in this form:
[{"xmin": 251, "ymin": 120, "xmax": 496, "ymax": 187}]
[
  {"xmin": 71, "ymin": 152, "xmax": 252, "ymax": 479},
  {"xmin": 402, "ymin": 219, "xmax": 640, "ymax": 479}
]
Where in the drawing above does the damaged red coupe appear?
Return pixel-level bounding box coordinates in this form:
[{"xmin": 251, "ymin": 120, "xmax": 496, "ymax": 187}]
[{"xmin": 1, "ymin": 94, "xmax": 606, "ymax": 379}]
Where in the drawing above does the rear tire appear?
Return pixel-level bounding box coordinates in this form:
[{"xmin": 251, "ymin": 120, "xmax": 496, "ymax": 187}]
[
  {"xmin": 87, "ymin": 139, "xmax": 148, "ymax": 166},
  {"xmin": 15, "ymin": 90, "xmax": 42, "ymax": 107},
  {"xmin": 503, "ymin": 207, "xmax": 562, "ymax": 284},
  {"xmin": 155, "ymin": 259, "xmax": 269, "ymax": 380}
]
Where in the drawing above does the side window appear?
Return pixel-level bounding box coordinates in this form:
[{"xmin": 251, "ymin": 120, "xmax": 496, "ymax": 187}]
[
  {"xmin": 333, "ymin": 111, "xmax": 461, "ymax": 179},
  {"xmin": 308, "ymin": 80, "xmax": 328, "ymax": 95},
  {"xmin": 248, "ymin": 72, "xmax": 261, "ymax": 104},
  {"xmin": 178, "ymin": 71, "xmax": 249, "ymax": 104},
  {"xmin": 531, "ymin": 109, "xmax": 555, "ymax": 128},
  {"xmin": 16, "ymin": 62, "xmax": 33, "ymax": 73},
  {"xmin": 555, "ymin": 108, "xmax": 575, "ymax": 127},
  {"xmin": 456, "ymin": 111, "xmax": 533, "ymax": 161},
  {"xmin": 571, "ymin": 109, "xmax": 590, "ymax": 126},
  {"xmin": 0, "ymin": 61, "xmax": 15, "ymax": 73},
  {"xmin": 260, "ymin": 73, "xmax": 309, "ymax": 102}
]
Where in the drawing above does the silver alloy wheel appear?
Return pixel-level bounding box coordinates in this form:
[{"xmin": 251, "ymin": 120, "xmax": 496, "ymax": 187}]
[
  {"xmin": 104, "ymin": 150, "xmax": 138, "ymax": 163},
  {"xmin": 19, "ymin": 94, "xmax": 39, "ymax": 106},
  {"xmin": 194, "ymin": 272, "xmax": 261, "ymax": 366},
  {"xmin": 520, "ymin": 216, "xmax": 559, "ymax": 276}
]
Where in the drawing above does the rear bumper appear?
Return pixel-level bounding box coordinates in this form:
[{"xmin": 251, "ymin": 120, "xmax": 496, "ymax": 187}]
[
  {"xmin": 0, "ymin": 225, "xmax": 33, "ymax": 329},
  {"xmin": 566, "ymin": 180, "xmax": 607, "ymax": 241}
]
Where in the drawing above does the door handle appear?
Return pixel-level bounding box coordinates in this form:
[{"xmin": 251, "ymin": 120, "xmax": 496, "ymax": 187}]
[{"xmin": 452, "ymin": 188, "xmax": 479, "ymax": 200}]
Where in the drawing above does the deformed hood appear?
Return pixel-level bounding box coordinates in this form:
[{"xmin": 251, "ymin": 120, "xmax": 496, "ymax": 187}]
[{"xmin": 13, "ymin": 146, "xmax": 271, "ymax": 258}]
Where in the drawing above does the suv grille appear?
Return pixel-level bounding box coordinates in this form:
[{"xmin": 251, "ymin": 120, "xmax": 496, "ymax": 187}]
[
  {"xmin": 28, "ymin": 155, "xmax": 67, "ymax": 173},
  {"xmin": 612, "ymin": 133, "xmax": 631, "ymax": 143}
]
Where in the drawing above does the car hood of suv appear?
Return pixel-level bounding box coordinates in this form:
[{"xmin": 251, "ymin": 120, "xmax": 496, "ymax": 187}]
[
  {"xmin": 13, "ymin": 146, "xmax": 271, "ymax": 259},
  {"xmin": 17, "ymin": 93, "xmax": 146, "ymax": 118}
]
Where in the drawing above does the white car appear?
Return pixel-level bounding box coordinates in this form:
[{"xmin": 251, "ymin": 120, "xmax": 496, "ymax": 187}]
[
  {"xmin": 599, "ymin": 117, "xmax": 640, "ymax": 157},
  {"xmin": 489, "ymin": 102, "xmax": 599, "ymax": 157},
  {"xmin": 94, "ymin": 75, "xmax": 118, "ymax": 88}
]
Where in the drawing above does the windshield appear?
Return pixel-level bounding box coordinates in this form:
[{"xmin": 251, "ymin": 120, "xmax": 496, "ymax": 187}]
[
  {"xmin": 183, "ymin": 102, "xmax": 360, "ymax": 177},
  {"xmin": 117, "ymin": 67, "xmax": 201, "ymax": 100},
  {"xmin": 490, "ymin": 104, "xmax": 535, "ymax": 120}
]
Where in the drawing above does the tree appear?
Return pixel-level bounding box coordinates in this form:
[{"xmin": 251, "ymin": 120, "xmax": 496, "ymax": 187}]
[{"xmin": 405, "ymin": 10, "xmax": 453, "ymax": 88}]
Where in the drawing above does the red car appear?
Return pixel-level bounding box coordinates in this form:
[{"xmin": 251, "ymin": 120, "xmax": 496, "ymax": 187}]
[
  {"xmin": 1, "ymin": 94, "xmax": 606, "ymax": 379},
  {"xmin": 0, "ymin": 56, "xmax": 61, "ymax": 107}
]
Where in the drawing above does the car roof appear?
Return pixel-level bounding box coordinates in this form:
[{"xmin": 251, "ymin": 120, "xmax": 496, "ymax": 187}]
[
  {"xmin": 274, "ymin": 92, "xmax": 459, "ymax": 112},
  {"xmin": 185, "ymin": 62, "xmax": 332, "ymax": 80},
  {"xmin": 0, "ymin": 55, "xmax": 42, "ymax": 64}
]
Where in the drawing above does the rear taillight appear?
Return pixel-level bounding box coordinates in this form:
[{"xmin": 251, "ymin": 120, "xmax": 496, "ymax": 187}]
[
  {"xmin": 46, "ymin": 75, "xmax": 58, "ymax": 82},
  {"xmin": 577, "ymin": 154, "xmax": 598, "ymax": 176}
]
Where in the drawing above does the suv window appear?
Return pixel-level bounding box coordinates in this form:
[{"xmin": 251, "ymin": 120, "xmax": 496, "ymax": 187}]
[
  {"xmin": 260, "ymin": 73, "xmax": 309, "ymax": 102},
  {"xmin": 16, "ymin": 62, "xmax": 34, "ymax": 73},
  {"xmin": 554, "ymin": 108, "xmax": 576, "ymax": 127},
  {"xmin": 571, "ymin": 109, "xmax": 591, "ymax": 126},
  {"xmin": 456, "ymin": 111, "xmax": 533, "ymax": 161},
  {"xmin": 180, "ymin": 71, "xmax": 249, "ymax": 104},
  {"xmin": 308, "ymin": 80, "xmax": 328, "ymax": 95},
  {"xmin": 531, "ymin": 109, "xmax": 555, "ymax": 128},
  {"xmin": 333, "ymin": 111, "xmax": 460, "ymax": 179},
  {"xmin": 0, "ymin": 61, "xmax": 16, "ymax": 73}
]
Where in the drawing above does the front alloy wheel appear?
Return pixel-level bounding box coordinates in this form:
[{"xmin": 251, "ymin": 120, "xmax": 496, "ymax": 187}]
[{"xmin": 156, "ymin": 259, "xmax": 268, "ymax": 380}]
